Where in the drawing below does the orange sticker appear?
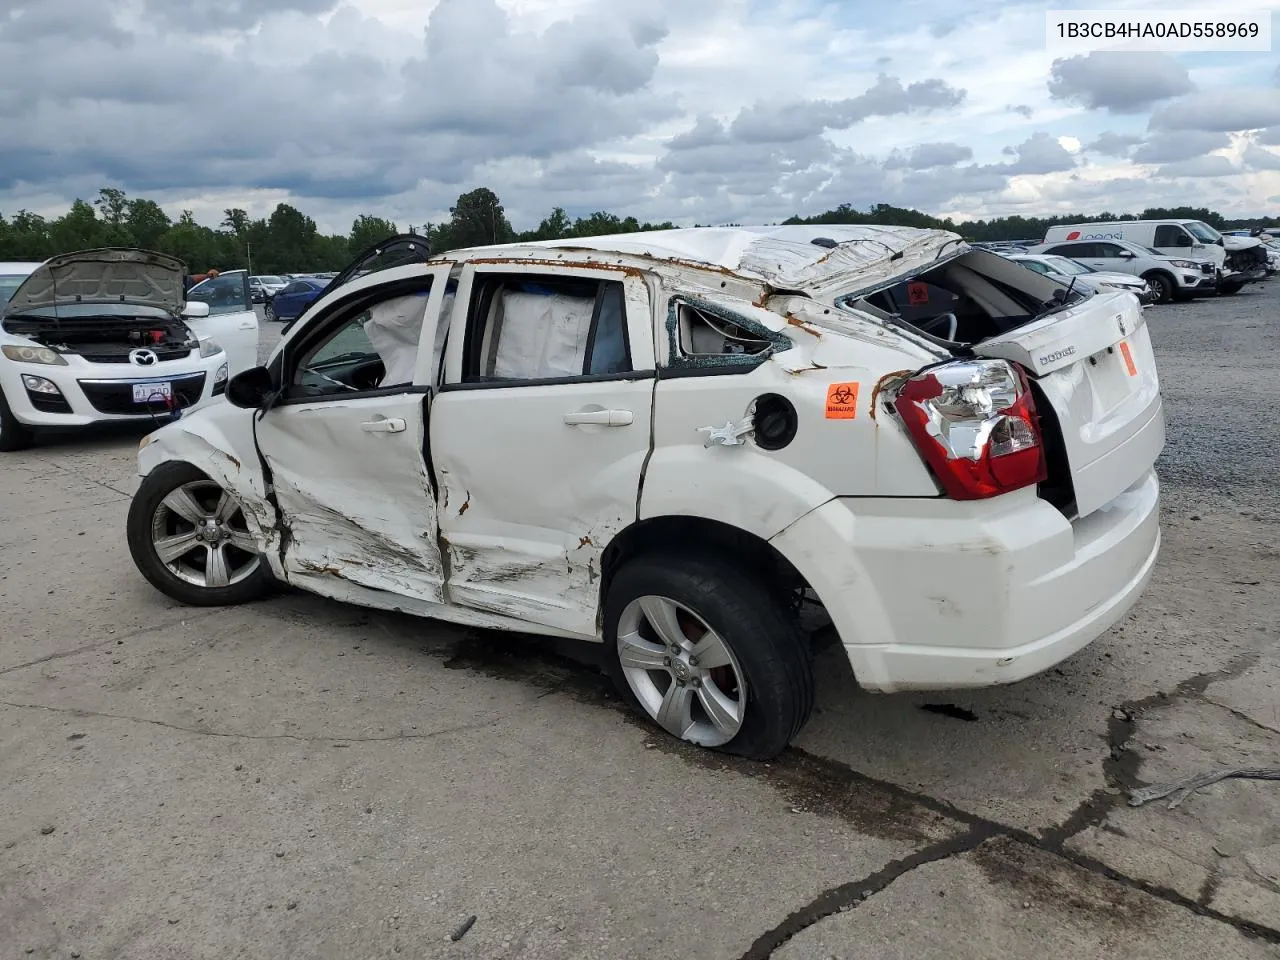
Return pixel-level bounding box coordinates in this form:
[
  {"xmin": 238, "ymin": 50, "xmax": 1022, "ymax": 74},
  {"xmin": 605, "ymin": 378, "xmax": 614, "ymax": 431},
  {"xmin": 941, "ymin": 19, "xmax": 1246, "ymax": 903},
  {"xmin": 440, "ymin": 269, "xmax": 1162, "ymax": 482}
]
[
  {"xmin": 825, "ymin": 382, "xmax": 860, "ymax": 419},
  {"xmin": 1119, "ymin": 341, "xmax": 1137, "ymax": 377}
]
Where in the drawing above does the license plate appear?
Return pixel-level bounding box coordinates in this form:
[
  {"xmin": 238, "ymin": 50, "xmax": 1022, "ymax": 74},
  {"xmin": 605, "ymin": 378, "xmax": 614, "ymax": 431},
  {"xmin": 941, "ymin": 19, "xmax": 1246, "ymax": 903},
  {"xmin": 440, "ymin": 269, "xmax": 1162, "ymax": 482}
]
[{"xmin": 133, "ymin": 382, "xmax": 172, "ymax": 403}]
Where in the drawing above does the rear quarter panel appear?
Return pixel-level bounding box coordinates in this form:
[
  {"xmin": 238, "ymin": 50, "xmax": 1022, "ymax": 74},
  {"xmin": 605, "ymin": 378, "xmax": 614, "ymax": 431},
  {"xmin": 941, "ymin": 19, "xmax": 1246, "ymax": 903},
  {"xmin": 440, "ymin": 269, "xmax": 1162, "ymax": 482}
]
[{"xmin": 640, "ymin": 293, "xmax": 941, "ymax": 540}]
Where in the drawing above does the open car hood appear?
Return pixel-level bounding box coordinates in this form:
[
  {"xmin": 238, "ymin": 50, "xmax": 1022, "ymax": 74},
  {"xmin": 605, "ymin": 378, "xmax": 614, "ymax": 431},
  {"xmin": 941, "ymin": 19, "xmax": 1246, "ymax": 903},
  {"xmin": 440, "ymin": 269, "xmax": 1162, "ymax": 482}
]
[{"xmin": 1, "ymin": 248, "xmax": 186, "ymax": 318}]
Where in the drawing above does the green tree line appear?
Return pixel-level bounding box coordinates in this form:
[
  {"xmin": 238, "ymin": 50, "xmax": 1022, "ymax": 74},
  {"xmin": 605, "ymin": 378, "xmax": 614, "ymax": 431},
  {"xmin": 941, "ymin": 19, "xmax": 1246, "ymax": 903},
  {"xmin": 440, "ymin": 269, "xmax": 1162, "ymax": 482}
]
[{"xmin": 1, "ymin": 186, "xmax": 1274, "ymax": 273}]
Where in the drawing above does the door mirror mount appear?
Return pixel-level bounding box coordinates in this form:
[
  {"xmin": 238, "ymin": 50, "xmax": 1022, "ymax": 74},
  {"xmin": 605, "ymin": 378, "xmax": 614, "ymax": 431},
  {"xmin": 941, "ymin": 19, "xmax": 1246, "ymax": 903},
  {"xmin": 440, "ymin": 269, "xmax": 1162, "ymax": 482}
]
[
  {"xmin": 226, "ymin": 366, "xmax": 276, "ymax": 409},
  {"xmin": 1119, "ymin": 250, "xmax": 1137, "ymax": 259},
  {"xmin": 182, "ymin": 301, "xmax": 211, "ymax": 318}
]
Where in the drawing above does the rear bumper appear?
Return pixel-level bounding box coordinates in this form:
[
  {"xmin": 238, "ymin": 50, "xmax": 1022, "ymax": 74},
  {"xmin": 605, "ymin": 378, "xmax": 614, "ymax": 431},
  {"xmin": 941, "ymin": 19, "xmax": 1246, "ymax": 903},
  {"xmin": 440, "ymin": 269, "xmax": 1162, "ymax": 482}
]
[{"xmin": 770, "ymin": 470, "xmax": 1161, "ymax": 693}]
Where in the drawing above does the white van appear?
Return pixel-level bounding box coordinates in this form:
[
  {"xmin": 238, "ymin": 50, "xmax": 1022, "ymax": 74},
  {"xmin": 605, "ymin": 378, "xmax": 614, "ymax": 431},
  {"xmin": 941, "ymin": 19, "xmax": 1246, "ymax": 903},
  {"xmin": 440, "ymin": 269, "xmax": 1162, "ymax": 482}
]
[{"xmin": 1041, "ymin": 220, "xmax": 1267, "ymax": 294}]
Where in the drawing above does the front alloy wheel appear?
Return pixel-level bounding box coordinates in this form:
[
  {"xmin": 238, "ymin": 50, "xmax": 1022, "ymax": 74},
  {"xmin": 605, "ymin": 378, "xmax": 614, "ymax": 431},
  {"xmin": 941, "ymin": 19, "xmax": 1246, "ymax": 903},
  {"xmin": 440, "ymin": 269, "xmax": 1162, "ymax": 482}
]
[{"xmin": 128, "ymin": 462, "xmax": 273, "ymax": 606}]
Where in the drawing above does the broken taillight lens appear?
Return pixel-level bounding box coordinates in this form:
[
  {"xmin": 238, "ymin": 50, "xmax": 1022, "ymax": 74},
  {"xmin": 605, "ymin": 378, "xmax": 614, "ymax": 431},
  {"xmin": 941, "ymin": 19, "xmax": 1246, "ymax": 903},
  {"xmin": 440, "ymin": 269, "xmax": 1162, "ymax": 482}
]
[{"xmin": 895, "ymin": 358, "xmax": 1047, "ymax": 500}]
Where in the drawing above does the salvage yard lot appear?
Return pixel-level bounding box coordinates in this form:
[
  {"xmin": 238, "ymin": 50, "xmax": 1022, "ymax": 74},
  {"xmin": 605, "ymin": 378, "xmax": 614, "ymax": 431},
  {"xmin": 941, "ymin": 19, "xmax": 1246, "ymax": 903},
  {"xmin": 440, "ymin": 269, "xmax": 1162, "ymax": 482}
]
[{"xmin": 1, "ymin": 290, "xmax": 1278, "ymax": 959}]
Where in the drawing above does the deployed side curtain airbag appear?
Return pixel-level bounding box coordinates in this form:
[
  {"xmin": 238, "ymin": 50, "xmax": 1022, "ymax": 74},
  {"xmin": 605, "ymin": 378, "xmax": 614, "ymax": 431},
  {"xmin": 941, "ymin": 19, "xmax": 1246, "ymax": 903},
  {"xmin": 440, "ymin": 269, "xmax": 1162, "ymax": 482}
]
[
  {"xmin": 362, "ymin": 292, "xmax": 430, "ymax": 385},
  {"xmin": 491, "ymin": 289, "xmax": 594, "ymax": 379}
]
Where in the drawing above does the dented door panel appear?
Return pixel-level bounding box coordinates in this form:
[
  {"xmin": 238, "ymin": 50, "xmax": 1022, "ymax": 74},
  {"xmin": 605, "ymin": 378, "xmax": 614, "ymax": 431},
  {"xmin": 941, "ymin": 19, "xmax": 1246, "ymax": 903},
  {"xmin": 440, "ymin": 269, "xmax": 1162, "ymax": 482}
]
[
  {"xmin": 257, "ymin": 393, "xmax": 446, "ymax": 603},
  {"xmin": 429, "ymin": 265, "xmax": 656, "ymax": 638},
  {"xmin": 431, "ymin": 380, "xmax": 654, "ymax": 637}
]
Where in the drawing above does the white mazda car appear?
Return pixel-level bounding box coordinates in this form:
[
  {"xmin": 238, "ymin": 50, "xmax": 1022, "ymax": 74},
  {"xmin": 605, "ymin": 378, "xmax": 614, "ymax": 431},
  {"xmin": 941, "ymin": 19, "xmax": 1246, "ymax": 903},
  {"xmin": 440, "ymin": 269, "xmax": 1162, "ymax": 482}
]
[{"xmin": 0, "ymin": 249, "xmax": 260, "ymax": 451}]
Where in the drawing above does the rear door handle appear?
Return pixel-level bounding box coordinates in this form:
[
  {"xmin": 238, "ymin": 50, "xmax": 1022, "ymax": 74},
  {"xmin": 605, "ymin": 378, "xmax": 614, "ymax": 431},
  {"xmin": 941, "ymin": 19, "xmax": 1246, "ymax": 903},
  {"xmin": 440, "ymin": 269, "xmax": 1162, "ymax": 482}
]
[
  {"xmin": 564, "ymin": 409, "xmax": 633, "ymax": 427},
  {"xmin": 361, "ymin": 417, "xmax": 407, "ymax": 433}
]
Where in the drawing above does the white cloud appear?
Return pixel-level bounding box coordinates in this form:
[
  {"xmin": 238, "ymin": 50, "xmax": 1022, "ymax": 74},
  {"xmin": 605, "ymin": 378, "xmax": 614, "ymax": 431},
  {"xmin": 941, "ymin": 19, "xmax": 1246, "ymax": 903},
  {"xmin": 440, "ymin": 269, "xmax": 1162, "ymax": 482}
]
[{"xmin": 0, "ymin": 0, "xmax": 1277, "ymax": 233}]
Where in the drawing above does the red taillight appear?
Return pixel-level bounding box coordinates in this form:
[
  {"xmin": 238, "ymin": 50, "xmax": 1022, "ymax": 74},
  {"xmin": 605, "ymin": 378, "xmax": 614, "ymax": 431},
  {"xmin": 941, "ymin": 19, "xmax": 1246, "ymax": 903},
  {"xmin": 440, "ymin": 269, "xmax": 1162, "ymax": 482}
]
[{"xmin": 895, "ymin": 358, "xmax": 1047, "ymax": 500}]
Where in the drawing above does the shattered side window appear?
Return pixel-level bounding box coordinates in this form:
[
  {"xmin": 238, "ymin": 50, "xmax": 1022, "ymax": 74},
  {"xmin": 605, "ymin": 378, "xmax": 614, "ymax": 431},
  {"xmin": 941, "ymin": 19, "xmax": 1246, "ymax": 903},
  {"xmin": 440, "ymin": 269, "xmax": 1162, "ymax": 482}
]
[
  {"xmin": 661, "ymin": 297, "xmax": 788, "ymax": 375},
  {"xmin": 677, "ymin": 303, "xmax": 773, "ymax": 356}
]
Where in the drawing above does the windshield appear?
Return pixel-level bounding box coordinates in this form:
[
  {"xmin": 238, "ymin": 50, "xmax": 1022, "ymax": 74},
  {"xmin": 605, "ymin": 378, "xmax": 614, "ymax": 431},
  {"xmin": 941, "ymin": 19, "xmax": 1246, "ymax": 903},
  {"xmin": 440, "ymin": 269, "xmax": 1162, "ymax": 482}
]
[
  {"xmin": 257, "ymin": 275, "xmax": 284, "ymax": 285},
  {"xmin": 1186, "ymin": 221, "xmax": 1220, "ymax": 242},
  {"xmin": 1043, "ymin": 256, "xmax": 1092, "ymax": 276},
  {"xmin": 0, "ymin": 274, "xmax": 28, "ymax": 306}
]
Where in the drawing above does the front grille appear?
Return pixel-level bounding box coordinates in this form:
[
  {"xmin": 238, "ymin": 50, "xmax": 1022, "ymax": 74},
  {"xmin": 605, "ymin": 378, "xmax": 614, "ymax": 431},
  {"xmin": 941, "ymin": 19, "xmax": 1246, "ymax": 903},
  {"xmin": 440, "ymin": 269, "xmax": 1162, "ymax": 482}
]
[
  {"xmin": 78, "ymin": 373, "xmax": 206, "ymax": 415},
  {"xmin": 26, "ymin": 390, "xmax": 73, "ymax": 413},
  {"xmin": 77, "ymin": 346, "xmax": 195, "ymax": 364}
]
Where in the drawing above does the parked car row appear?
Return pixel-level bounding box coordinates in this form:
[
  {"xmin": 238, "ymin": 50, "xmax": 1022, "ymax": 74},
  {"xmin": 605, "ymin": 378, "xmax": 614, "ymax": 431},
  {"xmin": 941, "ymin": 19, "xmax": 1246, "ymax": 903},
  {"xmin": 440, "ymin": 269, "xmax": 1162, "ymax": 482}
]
[{"xmin": 976, "ymin": 217, "xmax": 1275, "ymax": 305}]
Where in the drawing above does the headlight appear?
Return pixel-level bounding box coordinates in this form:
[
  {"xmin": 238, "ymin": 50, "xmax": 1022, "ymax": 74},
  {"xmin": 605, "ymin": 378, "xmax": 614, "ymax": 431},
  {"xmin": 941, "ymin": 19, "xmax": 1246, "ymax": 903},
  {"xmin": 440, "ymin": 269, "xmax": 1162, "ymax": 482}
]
[
  {"xmin": 2, "ymin": 344, "xmax": 67, "ymax": 365},
  {"xmin": 21, "ymin": 374, "xmax": 61, "ymax": 394},
  {"xmin": 214, "ymin": 363, "xmax": 229, "ymax": 384},
  {"xmin": 198, "ymin": 338, "xmax": 224, "ymax": 358},
  {"xmin": 1168, "ymin": 260, "xmax": 1201, "ymax": 269}
]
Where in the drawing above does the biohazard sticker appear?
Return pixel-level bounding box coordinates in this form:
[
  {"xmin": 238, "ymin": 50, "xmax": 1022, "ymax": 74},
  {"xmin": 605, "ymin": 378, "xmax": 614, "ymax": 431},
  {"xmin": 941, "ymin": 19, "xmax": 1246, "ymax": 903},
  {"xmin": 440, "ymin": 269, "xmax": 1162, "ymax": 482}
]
[
  {"xmin": 825, "ymin": 382, "xmax": 860, "ymax": 419},
  {"xmin": 907, "ymin": 282, "xmax": 930, "ymax": 305}
]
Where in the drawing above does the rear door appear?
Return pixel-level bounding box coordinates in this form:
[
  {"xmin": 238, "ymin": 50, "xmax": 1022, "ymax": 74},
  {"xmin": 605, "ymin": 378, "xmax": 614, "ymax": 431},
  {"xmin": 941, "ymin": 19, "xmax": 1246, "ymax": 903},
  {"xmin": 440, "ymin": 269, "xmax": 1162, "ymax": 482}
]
[
  {"xmin": 428, "ymin": 263, "xmax": 656, "ymax": 638},
  {"xmin": 975, "ymin": 291, "xmax": 1163, "ymax": 518},
  {"xmin": 184, "ymin": 271, "xmax": 259, "ymax": 375}
]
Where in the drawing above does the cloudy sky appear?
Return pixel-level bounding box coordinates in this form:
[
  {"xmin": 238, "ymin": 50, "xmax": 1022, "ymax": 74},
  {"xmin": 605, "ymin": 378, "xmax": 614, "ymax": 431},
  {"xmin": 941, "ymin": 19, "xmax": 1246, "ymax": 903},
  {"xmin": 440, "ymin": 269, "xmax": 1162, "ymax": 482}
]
[{"xmin": 1, "ymin": 0, "xmax": 1278, "ymax": 234}]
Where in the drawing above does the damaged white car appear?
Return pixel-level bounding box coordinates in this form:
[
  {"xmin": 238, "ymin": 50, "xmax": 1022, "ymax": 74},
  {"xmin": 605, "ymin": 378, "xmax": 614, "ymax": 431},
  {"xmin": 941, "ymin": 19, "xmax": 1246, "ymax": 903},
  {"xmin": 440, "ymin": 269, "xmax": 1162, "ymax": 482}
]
[
  {"xmin": 0, "ymin": 250, "xmax": 259, "ymax": 451},
  {"xmin": 126, "ymin": 227, "xmax": 1165, "ymax": 759}
]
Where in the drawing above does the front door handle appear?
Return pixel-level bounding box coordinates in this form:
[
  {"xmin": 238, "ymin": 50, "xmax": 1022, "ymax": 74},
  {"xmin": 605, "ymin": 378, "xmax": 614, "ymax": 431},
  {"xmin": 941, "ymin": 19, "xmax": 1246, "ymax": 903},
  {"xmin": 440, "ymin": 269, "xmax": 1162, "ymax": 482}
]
[
  {"xmin": 564, "ymin": 409, "xmax": 633, "ymax": 427},
  {"xmin": 361, "ymin": 417, "xmax": 407, "ymax": 433}
]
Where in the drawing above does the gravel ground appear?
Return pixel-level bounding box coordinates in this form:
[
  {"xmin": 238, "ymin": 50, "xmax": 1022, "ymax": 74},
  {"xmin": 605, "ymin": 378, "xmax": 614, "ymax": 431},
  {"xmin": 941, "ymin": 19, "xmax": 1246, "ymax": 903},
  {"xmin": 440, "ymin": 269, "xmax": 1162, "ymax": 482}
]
[{"xmin": 0, "ymin": 284, "xmax": 1277, "ymax": 959}]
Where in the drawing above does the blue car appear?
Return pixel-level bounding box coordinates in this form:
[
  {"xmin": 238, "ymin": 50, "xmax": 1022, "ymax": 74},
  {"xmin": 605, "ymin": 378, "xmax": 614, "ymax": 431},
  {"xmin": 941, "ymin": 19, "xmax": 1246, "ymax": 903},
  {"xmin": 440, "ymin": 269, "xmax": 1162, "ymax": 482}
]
[{"xmin": 264, "ymin": 277, "xmax": 327, "ymax": 322}]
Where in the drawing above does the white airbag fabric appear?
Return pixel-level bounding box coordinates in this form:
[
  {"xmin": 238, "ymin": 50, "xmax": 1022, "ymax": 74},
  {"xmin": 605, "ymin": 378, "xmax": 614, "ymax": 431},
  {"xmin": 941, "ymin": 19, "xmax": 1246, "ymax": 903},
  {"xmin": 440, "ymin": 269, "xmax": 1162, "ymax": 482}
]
[
  {"xmin": 491, "ymin": 290, "xmax": 593, "ymax": 379},
  {"xmin": 362, "ymin": 293, "xmax": 430, "ymax": 386}
]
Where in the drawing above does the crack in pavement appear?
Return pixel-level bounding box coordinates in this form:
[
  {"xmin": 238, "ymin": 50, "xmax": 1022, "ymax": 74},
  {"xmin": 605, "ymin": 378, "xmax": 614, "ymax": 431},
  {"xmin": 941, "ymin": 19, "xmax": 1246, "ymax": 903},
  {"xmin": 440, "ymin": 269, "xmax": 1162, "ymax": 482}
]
[
  {"xmin": 0, "ymin": 608, "xmax": 226, "ymax": 678},
  {"xmin": 733, "ymin": 649, "xmax": 1280, "ymax": 957},
  {"xmin": 0, "ymin": 699, "xmax": 514, "ymax": 744},
  {"xmin": 1198, "ymin": 695, "xmax": 1280, "ymax": 738},
  {"xmin": 45, "ymin": 459, "xmax": 134, "ymax": 499},
  {"xmin": 738, "ymin": 826, "xmax": 999, "ymax": 960}
]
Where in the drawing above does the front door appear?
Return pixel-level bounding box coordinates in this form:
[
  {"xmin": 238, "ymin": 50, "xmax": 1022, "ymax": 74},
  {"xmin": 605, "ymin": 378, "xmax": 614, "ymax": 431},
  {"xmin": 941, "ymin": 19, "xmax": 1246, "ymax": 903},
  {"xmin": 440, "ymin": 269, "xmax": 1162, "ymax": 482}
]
[
  {"xmin": 252, "ymin": 265, "xmax": 454, "ymax": 608},
  {"xmin": 429, "ymin": 263, "xmax": 657, "ymax": 638},
  {"xmin": 183, "ymin": 270, "xmax": 259, "ymax": 375}
]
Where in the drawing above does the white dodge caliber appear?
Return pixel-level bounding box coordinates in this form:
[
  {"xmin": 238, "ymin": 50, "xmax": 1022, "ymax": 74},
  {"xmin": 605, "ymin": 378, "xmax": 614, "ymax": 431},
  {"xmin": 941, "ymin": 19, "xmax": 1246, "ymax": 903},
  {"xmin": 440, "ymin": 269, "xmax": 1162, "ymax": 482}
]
[
  {"xmin": 126, "ymin": 227, "xmax": 1164, "ymax": 759},
  {"xmin": 0, "ymin": 249, "xmax": 260, "ymax": 451}
]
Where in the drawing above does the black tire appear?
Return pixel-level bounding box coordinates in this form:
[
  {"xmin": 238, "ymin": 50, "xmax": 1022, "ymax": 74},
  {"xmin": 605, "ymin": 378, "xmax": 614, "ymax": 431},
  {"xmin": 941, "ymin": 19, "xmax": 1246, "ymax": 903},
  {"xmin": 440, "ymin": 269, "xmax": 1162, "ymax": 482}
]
[
  {"xmin": 603, "ymin": 551, "xmax": 815, "ymax": 760},
  {"xmin": 1218, "ymin": 281, "xmax": 1244, "ymax": 296},
  {"xmin": 1142, "ymin": 272, "xmax": 1174, "ymax": 304},
  {"xmin": 127, "ymin": 461, "xmax": 274, "ymax": 607},
  {"xmin": 263, "ymin": 300, "xmax": 276, "ymax": 321},
  {"xmin": 0, "ymin": 387, "xmax": 35, "ymax": 452}
]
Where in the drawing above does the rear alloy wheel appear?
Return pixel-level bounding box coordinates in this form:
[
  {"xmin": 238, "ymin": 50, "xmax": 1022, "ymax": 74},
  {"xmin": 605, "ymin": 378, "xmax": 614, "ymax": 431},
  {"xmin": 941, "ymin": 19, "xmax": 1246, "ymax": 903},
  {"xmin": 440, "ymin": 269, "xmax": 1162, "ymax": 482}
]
[
  {"xmin": 604, "ymin": 553, "xmax": 814, "ymax": 760},
  {"xmin": 127, "ymin": 461, "xmax": 273, "ymax": 606},
  {"xmin": 0, "ymin": 387, "xmax": 35, "ymax": 452},
  {"xmin": 263, "ymin": 300, "xmax": 276, "ymax": 321},
  {"xmin": 1143, "ymin": 272, "xmax": 1174, "ymax": 304}
]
